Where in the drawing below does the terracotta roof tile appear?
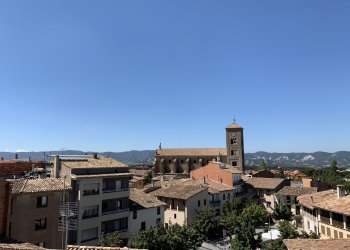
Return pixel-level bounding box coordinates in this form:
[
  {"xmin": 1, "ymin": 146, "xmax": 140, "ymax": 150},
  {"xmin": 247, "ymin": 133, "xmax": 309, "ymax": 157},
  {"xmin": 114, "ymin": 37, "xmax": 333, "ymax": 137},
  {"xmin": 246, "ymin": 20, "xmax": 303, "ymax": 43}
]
[
  {"xmin": 283, "ymin": 239, "xmax": 350, "ymax": 250},
  {"xmin": 71, "ymin": 173, "xmax": 133, "ymax": 179},
  {"xmin": 10, "ymin": 178, "xmax": 71, "ymax": 194},
  {"xmin": 276, "ymin": 186, "xmax": 317, "ymax": 196},
  {"xmin": 226, "ymin": 122, "xmax": 242, "ymax": 129},
  {"xmin": 298, "ymin": 189, "xmax": 350, "ymax": 215},
  {"xmin": 245, "ymin": 177, "xmax": 286, "ymax": 190},
  {"xmin": 156, "ymin": 148, "xmax": 227, "ymax": 157},
  {"xmin": 151, "ymin": 181, "xmax": 208, "ymax": 200},
  {"xmin": 0, "ymin": 243, "xmax": 46, "ymax": 249},
  {"xmin": 60, "ymin": 156, "xmax": 128, "ymax": 169},
  {"xmin": 129, "ymin": 188, "xmax": 166, "ymax": 208}
]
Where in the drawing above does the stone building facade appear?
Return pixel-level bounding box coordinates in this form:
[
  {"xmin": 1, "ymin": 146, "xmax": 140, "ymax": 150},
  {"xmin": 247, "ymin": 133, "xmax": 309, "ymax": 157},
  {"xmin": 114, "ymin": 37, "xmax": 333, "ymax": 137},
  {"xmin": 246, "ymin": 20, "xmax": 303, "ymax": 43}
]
[{"xmin": 154, "ymin": 121, "xmax": 245, "ymax": 174}]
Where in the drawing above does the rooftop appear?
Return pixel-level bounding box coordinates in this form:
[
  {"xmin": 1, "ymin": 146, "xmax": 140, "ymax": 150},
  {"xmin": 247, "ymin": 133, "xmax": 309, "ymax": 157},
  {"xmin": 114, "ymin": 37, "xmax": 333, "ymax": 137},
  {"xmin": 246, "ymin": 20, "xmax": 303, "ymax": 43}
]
[
  {"xmin": 298, "ymin": 189, "xmax": 350, "ymax": 216},
  {"xmin": 226, "ymin": 121, "xmax": 242, "ymax": 129},
  {"xmin": 245, "ymin": 177, "xmax": 286, "ymax": 190},
  {"xmin": 283, "ymin": 239, "xmax": 350, "ymax": 250},
  {"xmin": 156, "ymin": 148, "xmax": 226, "ymax": 157},
  {"xmin": 129, "ymin": 188, "xmax": 166, "ymax": 208},
  {"xmin": 71, "ymin": 172, "xmax": 133, "ymax": 179},
  {"xmin": 60, "ymin": 156, "xmax": 128, "ymax": 169},
  {"xmin": 10, "ymin": 178, "xmax": 71, "ymax": 194},
  {"xmin": 151, "ymin": 181, "xmax": 208, "ymax": 200},
  {"xmin": 0, "ymin": 243, "xmax": 46, "ymax": 249},
  {"xmin": 276, "ymin": 186, "xmax": 318, "ymax": 196}
]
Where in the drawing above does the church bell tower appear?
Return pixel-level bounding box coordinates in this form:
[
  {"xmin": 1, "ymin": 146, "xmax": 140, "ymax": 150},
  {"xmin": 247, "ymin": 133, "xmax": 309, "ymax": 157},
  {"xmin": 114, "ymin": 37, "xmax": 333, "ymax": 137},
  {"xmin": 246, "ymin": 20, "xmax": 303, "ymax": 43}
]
[{"xmin": 226, "ymin": 120, "xmax": 245, "ymax": 172}]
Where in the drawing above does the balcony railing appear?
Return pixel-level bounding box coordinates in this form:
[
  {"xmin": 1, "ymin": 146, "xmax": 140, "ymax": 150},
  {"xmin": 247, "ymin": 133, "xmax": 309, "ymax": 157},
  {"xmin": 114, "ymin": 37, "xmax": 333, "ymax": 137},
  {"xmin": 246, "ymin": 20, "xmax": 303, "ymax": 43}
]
[
  {"xmin": 320, "ymin": 216, "xmax": 330, "ymax": 225},
  {"xmin": 101, "ymin": 228, "xmax": 128, "ymax": 235},
  {"xmin": 82, "ymin": 212, "xmax": 99, "ymax": 219},
  {"xmin": 102, "ymin": 187, "xmax": 129, "ymax": 193},
  {"xmin": 332, "ymin": 219, "xmax": 344, "ymax": 229},
  {"xmin": 209, "ymin": 200, "xmax": 221, "ymax": 207},
  {"xmin": 82, "ymin": 189, "xmax": 99, "ymax": 196},
  {"xmin": 102, "ymin": 208, "xmax": 128, "ymax": 216}
]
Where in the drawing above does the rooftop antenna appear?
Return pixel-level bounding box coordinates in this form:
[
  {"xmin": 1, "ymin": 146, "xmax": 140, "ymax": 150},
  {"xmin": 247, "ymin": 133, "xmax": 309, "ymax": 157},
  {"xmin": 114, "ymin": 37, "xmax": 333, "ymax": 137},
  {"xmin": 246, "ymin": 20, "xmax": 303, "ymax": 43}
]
[{"xmin": 233, "ymin": 115, "xmax": 236, "ymax": 123}]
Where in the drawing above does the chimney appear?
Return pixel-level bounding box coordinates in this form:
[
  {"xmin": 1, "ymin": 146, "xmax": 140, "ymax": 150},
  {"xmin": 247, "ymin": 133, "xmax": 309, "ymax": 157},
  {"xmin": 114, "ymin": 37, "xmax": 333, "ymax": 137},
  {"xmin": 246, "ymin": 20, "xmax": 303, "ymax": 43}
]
[
  {"xmin": 337, "ymin": 185, "xmax": 345, "ymax": 198},
  {"xmin": 53, "ymin": 155, "xmax": 61, "ymax": 178}
]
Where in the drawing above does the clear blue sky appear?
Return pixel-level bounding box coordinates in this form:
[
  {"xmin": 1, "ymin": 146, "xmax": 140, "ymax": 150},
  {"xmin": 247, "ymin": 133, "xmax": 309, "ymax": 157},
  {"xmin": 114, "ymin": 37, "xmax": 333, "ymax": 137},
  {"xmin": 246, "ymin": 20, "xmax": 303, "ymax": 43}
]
[{"xmin": 0, "ymin": 1, "xmax": 349, "ymax": 153}]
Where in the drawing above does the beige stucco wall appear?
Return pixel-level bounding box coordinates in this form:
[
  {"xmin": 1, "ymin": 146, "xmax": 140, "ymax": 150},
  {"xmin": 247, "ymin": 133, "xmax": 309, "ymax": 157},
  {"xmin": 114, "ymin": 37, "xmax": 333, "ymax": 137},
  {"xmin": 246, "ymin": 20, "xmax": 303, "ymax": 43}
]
[
  {"xmin": 128, "ymin": 206, "xmax": 164, "ymax": 236},
  {"xmin": 7, "ymin": 191, "xmax": 64, "ymax": 249}
]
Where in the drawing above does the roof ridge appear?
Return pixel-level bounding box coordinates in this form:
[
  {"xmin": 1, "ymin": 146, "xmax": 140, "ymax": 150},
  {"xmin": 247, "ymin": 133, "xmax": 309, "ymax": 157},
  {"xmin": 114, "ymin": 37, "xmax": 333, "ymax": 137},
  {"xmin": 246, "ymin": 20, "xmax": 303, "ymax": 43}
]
[{"xmin": 19, "ymin": 179, "xmax": 29, "ymax": 193}]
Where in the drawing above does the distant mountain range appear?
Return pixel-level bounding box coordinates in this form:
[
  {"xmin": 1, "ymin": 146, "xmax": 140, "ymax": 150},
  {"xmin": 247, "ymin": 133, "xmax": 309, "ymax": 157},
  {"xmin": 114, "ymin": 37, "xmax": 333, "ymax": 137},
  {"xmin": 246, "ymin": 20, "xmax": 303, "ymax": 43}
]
[{"xmin": 1, "ymin": 150, "xmax": 350, "ymax": 168}]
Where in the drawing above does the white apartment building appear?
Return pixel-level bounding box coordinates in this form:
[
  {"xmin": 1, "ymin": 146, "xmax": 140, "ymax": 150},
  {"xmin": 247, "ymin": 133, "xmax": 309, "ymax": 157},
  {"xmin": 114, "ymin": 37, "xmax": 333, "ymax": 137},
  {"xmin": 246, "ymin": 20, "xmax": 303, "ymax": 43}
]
[{"xmin": 53, "ymin": 154, "xmax": 132, "ymax": 245}]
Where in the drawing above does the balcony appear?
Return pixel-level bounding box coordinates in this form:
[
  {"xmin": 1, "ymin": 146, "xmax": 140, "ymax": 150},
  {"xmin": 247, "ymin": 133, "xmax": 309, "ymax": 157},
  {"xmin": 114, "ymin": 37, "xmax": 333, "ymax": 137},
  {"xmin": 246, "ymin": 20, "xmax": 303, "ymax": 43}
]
[
  {"xmin": 102, "ymin": 187, "xmax": 129, "ymax": 193},
  {"xmin": 101, "ymin": 218, "xmax": 128, "ymax": 234},
  {"xmin": 82, "ymin": 189, "xmax": 100, "ymax": 196},
  {"xmin": 332, "ymin": 219, "xmax": 344, "ymax": 229},
  {"xmin": 102, "ymin": 208, "xmax": 128, "ymax": 216},
  {"xmin": 82, "ymin": 211, "xmax": 99, "ymax": 219},
  {"xmin": 209, "ymin": 200, "xmax": 221, "ymax": 207},
  {"xmin": 320, "ymin": 216, "xmax": 330, "ymax": 225},
  {"xmin": 102, "ymin": 198, "xmax": 128, "ymax": 216}
]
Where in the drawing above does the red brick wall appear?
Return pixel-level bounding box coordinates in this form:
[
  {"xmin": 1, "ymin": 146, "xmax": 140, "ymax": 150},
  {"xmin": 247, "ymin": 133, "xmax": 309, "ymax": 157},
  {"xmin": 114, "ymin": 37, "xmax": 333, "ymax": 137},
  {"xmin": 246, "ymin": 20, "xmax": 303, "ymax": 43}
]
[
  {"xmin": 191, "ymin": 162, "xmax": 233, "ymax": 187},
  {"xmin": 0, "ymin": 161, "xmax": 46, "ymax": 177}
]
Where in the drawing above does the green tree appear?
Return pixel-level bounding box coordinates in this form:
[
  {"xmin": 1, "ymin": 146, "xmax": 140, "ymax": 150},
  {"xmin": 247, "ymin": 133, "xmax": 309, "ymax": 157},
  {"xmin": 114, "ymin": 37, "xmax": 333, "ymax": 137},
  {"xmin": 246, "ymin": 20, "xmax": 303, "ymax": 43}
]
[
  {"xmin": 278, "ymin": 220, "xmax": 299, "ymax": 239},
  {"xmin": 241, "ymin": 203, "xmax": 268, "ymax": 227},
  {"xmin": 223, "ymin": 198, "xmax": 245, "ymax": 216},
  {"xmin": 272, "ymin": 203, "xmax": 293, "ymax": 221},
  {"xmin": 99, "ymin": 232, "xmax": 123, "ymax": 247},
  {"xmin": 192, "ymin": 208, "xmax": 215, "ymax": 239},
  {"xmin": 128, "ymin": 223, "xmax": 203, "ymax": 250},
  {"xmin": 220, "ymin": 213, "xmax": 240, "ymax": 238},
  {"xmin": 231, "ymin": 217, "xmax": 261, "ymax": 250},
  {"xmin": 143, "ymin": 171, "xmax": 153, "ymax": 184},
  {"xmin": 259, "ymin": 159, "xmax": 267, "ymax": 171},
  {"xmin": 262, "ymin": 238, "xmax": 287, "ymax": 250}
]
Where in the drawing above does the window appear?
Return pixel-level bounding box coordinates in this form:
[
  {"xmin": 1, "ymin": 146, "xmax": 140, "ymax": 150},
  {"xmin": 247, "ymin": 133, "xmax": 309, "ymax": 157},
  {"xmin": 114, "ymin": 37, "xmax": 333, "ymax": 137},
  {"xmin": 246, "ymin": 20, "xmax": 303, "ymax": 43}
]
[
  {"xmin": 157, "ymin": 207, "xmax": 161, "ymax": 215},
  {"xmin": 228, "ymin": 193, "xmax": 230, "ymax": 200},
  {"xmin": 267, "ymin": 202, "xmax": 271, "ymax": 208},
  {"xmin": 171, "ymin": 199, "xmax": 175, "ymax": 209},
  {"xmin": 133, "ymin": 210, "xmax": 137, "ymax": 219},
  {"xmin": 35, "ymin": 218, "xmax": 47, "ymax": 230},
  {"xmin": 223, "ymin": 194, "xmax": 226, "ymax": 201},
  {"xmin": 37, "ymin": 196, "xmax": 48, "ymax": 208},
  {"xmin": 194, "ymin": 160, "xmax": 197, "ymax": 164},
  {"xmin": 231, "ymin": 150, "xmax": 237, "ymax": 155},
  {"xmin": 215, "ymin": 209, "xmax": 220, "ymax": 216},
  {"xmin": 321, "ymin": 225, "xmax": 325, "ymax": 235},
  {"xmin": 232, "ymin": 161, "xmax": 237, "ymax": 166},
  {"xmin": 156, "ymin": 218, "xmax": 161, "ymax": 224},
  {"xmin": 174, "ymin": 213, "xmax": 177, "ymax": 219},
  {"xmin": 198, "ymin": 200, "xmax": 200, "ymax": 207},
  {"xmin": 81, "ymin": 227, "xmax": 98, "ymax": 242},
  {"xmin": 140, "ymin": 221, "xmax": 146, "ymax": 231},
  {"xmin": 204, "ymin": 199, "xmax": 207, "ymax": 206},
  {"xmin": 327, "ymin": 227, "xmax": 331, "ymax": 236},
  {"xmin": 340, "ymin": 232, "xmax": 344, "ymax": 238},
  {"xmin": 82, "ymin": 205, "xmax": 99, "ymax": 219},
  {"xmin": 307, "ymin": 221, "xmax": 310, "ymax": 230}
]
